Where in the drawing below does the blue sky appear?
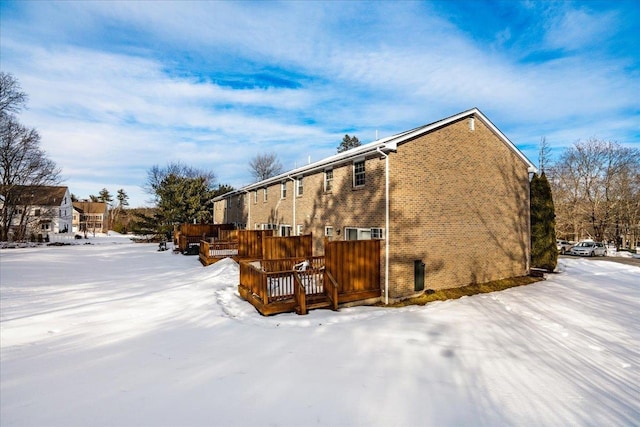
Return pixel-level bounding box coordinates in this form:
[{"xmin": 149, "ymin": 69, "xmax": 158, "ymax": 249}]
[{"xmin": 1, "ymin": 0, "xmax": 638, "ymax": 207}]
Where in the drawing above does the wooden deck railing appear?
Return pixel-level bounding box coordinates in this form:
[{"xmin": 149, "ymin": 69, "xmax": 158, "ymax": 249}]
[
  {"xmin": 199, "ymin": 240, "xmax": 239, "ymax": 266},
  {"xmin": 324, "ymin": 270, "xmax": 339, "ymax": 311},
  {"xmin": 238, "ymin": 239, "xmax": 381, "ymax": 316},
  {"xmin": 294, "ymin": 272, "xmax": 307, "ymax": 315},
  {"xmin": 240, "ymin": 257, "xmax": 326, "ymax": 311}
]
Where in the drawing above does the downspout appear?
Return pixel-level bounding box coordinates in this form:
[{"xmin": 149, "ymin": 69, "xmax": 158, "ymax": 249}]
[
  {"xmin": 287, "ymin": 176, "xmax": 296, "ymax": 235},
  {"xmin": 244, "ymin": 190, "xmax": 251, "ymax": 230},
  {"xmin": 376, "ymin": 147, "xmax": 390, "ymax": 305}
]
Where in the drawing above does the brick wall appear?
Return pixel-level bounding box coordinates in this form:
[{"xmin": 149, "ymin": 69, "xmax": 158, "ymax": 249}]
[{"xmin": 387, "ymin": 116, "xmax": 530, "ymax": 298}]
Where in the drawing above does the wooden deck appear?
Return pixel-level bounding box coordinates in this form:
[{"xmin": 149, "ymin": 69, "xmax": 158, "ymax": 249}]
[
  {"xmin": 199, "ymin": 240, "xmax": 239, "ymax": 266},
  {"xmin": 238, "ymin": 240, "xmax": 382, "ymax": 315},
  {"xmin": 174, "ymin": 223, "xmax": 235, "ymax": 253}
]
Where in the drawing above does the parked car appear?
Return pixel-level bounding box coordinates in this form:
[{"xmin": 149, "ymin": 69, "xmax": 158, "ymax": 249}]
[
  {"xmin": 569, "ymin": 241, "xmax": 607, "ymax": 257},
  {"xmin": 556, "ymin": 239, "xmax": 573, "ymax": 254}
]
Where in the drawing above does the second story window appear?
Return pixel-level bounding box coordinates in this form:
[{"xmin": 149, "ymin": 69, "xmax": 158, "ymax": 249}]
[
  {"xmin": 354, "ymin": 160, "xmax": 365, "ymax": 187},
  {"xmin": 281, "ymin": 182, "xmax": 287, "ymax": 199},
  {"xmin": 324, "ymin": 169, "xmax": 333, "ymax": 192},
  {"xmin": 296, "ymin": 177, "xmax": 304, "ymax": 196},
  {"xmin": 254, "ymin": 190, "xmax": 258, "ymax": 204},
  {"xmin": 263, "ymin": 187, "xmax": 268, "ymax": 202}
]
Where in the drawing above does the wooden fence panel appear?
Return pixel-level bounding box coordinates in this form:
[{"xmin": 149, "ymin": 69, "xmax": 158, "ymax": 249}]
[
  {"xmin": 262, "ymin": 234, "xmax": 313, "ymax": 260},
  {"xmin": 237, "ymin": 230, "xmax": 273, "ymax": 258},
  {"xmin": 218, "ymin": 229, "xmax": 238, "ymax": 241},
  {"xmin": 325, "ymin": 239, "xmax": 381, "ymax": 295},
  {"xmin": 179, "ymin": 223, "xmax": 234, "ymax": 238}
]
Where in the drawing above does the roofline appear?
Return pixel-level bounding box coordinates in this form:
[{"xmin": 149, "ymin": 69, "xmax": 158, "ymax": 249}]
[{"xmin": 213, "ymin": 107, "xmax": 536, "ymax": 201}]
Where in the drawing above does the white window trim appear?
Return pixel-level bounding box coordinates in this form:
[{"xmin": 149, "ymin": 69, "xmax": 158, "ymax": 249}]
[
  {"xmin": 263, "ymin": 187, "xmax": 268, "ymax": 202},
  {"xmin": 281, "ymin": 182, "xmax": 287, "ymax": 199},
  {"xmin": 325, "ymin": 226, "xmax": 334, "ymax": 238},
  {"xmin": 279, "ymin": 224, "xmax": 291, "ymax": 237},
  {"xmin": 345, "ymin": 227, "xmax": 384, "ymax": 240},
  {"xmin": 353, "ymin": 160, "xmax": 365, "ymax": 187}
]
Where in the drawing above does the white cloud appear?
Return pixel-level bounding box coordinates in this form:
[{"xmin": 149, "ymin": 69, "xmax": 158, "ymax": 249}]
[{"xmin": 1, "ymin": 1, "xmax": 637, "ymax": 207}]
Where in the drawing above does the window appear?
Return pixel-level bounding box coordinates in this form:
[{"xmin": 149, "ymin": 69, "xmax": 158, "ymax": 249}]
[
  {"xmin": 254, "ymin": 190, "xmax": 258, "ymax": 204},
  {"xmin": 263, "ymin": 187, "xmax": 268, "ymax": 202},
  {"xmin": 345, "ymin": 227, "xmax": 384, "ymax": 240},
  {"xmin": 281, "ymin": 182, "xmax": 287, "ymax": 199},
  {"xmin": 324, "ymin": 169, "xmax": 333, "ymax": 192},
  {"xmin": 296, "ymin": 177, "xmax": 304, "ymax": 196},
  {"xmin": 296, "ymin": 225, "xmax": 304, "ymax": 235},
  {"xmin": 261, "ymin": 223, "xmax": 277, "ymax": 231},
  {"xmin": 325, "ymin": 226, "xmax": 334, "ymax": 240},
  {"xmin": 371, "ymin": 228, "xmax": 384, "ymax": 239},
  {"xmin": 280, "ymin": 225, "xmax": 291, "ymax": 237},
  {"xmin": 34, "ymin": 209, "xmax": 41, "ymax": 216},
  {"xmin": 353, "ymin": 160, "xmax": 365, "ymax": 187}
]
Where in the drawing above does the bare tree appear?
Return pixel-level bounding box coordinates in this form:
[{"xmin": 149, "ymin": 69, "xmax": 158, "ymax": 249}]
[
  {"xmin": 0, "ymin": 72, "xmax": 27, "ymax": 116},
  {"xmin": 0, "ymin": 73, "xmax": 61, "ymax": 241},
  {"xmin": 538, "ymin": 136, "xmax": 551, "ymax": 173},
  {"xmin": 249, "ymin": 152, "xmax": 283, "ymax": 182},
  {"xmin": 0, "ymin": 116, "xmax": 62, "ymax": 241},
  {"xmin": 549, "ymin": 138, "xmax": 639, "ymax": 245}
]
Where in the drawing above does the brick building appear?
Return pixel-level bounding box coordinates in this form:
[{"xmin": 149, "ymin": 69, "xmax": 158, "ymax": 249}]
[{"xmin": 212, "ymin": 108, "xmax": 536, "ymax": 302}]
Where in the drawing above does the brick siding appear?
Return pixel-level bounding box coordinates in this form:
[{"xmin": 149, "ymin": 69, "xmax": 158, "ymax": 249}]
[{"xmin": 214, "ymin": 114, "xmax": 531, "ymax": 300}]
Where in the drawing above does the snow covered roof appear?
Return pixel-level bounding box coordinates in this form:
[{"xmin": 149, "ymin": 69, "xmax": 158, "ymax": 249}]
[{"xmin": 213, "ymin": 107, "xmax": 535, "ymax": 201}]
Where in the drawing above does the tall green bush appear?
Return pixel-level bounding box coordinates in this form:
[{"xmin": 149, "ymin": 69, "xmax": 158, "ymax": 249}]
[{"xmin": 530, "ymin": 172, "xmax": 558, "ymax": 271}]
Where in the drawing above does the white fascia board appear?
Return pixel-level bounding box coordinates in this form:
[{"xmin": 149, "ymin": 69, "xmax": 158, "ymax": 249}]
[{"xmin": 472, "ymin": 109, "xmax": 536, "ymax": 170}]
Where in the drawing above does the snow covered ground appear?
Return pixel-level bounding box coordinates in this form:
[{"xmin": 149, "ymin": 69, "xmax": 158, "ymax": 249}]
[{"xmin": 1, "ymin": 235, "xmax": 639, "ymax": 426}]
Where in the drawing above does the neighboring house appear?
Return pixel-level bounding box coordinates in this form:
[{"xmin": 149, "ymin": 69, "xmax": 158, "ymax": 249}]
[
  {"xmin": 0, "ymin": 185, "xmax": 73, "ymax": 241},
  {"xmin": 73, "ymin": 201, "xmax": 109, "ymax": 234},
  {"xmin": 213, "ymin": 108, "xmax": 536, "ymax": 302}
]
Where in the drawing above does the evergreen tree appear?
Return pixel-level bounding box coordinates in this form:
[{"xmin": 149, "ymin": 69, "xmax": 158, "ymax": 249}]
[
  {"xmin": 128, "ymin": 209, "xmax": 162, "ymax": 238},
  {"xmin": 144, "ymin": 162, "xmax": 216, "ymax": 235},
  {"xmin": 116, "ymin": 189, "xmax": 129, "ymax": 208},
  {"xmin": 337, "ymin": 134, "xmax": 361, "ymax": 153},
  {"xmin": 98, "ymin": 188, "xmax": 113, "ymax": 203},
  {"xmin": 530, "ymin": 172, "xmax": 558, "ymax": 271},
  {"xmin": 213, "ymin": 184, "xmax": 234, "ymax": 198}
]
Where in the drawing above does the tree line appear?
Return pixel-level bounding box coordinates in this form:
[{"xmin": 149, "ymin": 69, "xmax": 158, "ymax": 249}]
[{"xmin": 545, "ymin": 138, "xmax": 639, "ymax": 248}]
